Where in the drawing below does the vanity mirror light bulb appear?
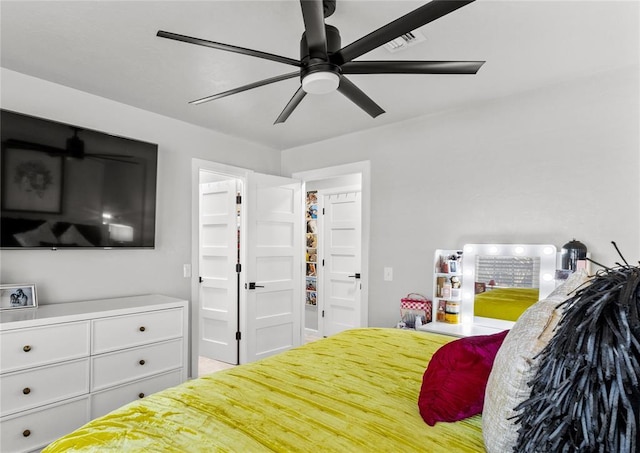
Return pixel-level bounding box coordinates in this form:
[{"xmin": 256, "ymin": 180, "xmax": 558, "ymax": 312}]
[
  {"xmin": 489, "ymin": 246, "xmax": 499, "ymax": 254},
  {"xmin": 542, "ymin": 273, "xmax": 553, "ymax": 281},
  {"xmin": 514, "ymin": 246, "xmax": 525, "ymax": 254},
  {"xmin": 464, "ymin": 245, "xmax": 474, "ymax": 253},
  {"xmin": 543, "ymin": 246, "xmax": 555, "ymax": 255}
]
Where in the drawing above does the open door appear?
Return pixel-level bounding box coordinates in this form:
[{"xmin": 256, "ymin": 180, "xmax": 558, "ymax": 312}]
[
  {"xmin": 243, "ymin": 172, "xmax": 302, "ymax": 363},
  {"xmin": 322, "ymin": 190, "xmax": 362, "ymax": 336},
  {"xmin": 198, "ymin": 179, "xmax": 239, "ymax": 365}
]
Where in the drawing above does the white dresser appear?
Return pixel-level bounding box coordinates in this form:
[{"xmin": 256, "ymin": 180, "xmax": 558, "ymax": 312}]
[{"xmin": 0, "ymin": 294, "xmax": 189, "ymax": 453}]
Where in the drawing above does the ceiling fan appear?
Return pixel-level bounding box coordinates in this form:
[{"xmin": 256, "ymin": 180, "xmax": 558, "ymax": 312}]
[
  {"xmin": 157, "ymin": 0, "xmax": 484, "ymax": 124},
  {"xmin": 6, "ymin": 128, "xmax": 137, "ymax": 164}
]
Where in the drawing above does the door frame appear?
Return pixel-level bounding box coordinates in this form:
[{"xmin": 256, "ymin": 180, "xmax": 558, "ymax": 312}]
[
  {"xmin": 292, "ymin": 161, "xmax": 371, "ymax": 331},
  {"xmin": 191, "ymin": 159, "xmax": 250, "ymax": 377},
  {"xmin": 191, "ymin": 159, "xmax": 370, "ymax": 376}
]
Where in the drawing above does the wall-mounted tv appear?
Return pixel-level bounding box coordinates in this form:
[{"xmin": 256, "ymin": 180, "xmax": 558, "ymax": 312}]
[{"xmin": 1, "ymin": 109, "xmax": 158, "ymax": 249}]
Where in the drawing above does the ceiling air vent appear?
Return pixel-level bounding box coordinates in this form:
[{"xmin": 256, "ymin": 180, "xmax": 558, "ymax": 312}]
[{"xmin": 384, "ymin": 30, "xmax": 426, "ymax": 53}]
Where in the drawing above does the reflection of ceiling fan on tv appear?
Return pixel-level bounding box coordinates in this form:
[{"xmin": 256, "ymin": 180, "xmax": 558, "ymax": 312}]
[
  {"xmin": 5, "ymin": 127, "xmax": 137, "ymax": 164},
  {"xmin": 157, "ymin": 0, "xmax": 485, "ymax": 124}
]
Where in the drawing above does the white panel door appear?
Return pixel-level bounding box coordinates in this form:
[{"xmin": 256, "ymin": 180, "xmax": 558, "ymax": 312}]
[
  {"xmin": 199, "ymin": 179, "xmax": 238, "ymax": 364},
  {"xmin": 322, "ymin": 191, "xmax": 362, "ymax": 336},
  {"xmin": 244, "ymin": 173, "xmax": 302, "ymax": 363}
]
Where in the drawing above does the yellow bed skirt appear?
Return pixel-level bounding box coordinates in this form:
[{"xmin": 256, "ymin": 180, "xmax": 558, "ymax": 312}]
[{"xmin": 44, "ymin": 328, "xmax": 484, "ymax": 452}]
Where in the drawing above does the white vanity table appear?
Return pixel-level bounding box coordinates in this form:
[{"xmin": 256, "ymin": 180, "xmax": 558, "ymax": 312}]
[
  {"xmin": 420, "ymin": 243, "xmax": 558, "ymax": 338},
  {"xmin": 417, "ymin": 316, "xmax": 515, "ymax": 338},
  {"xmin": 0, "ymin": 294, "xmax": 188, "ymax": 453}
]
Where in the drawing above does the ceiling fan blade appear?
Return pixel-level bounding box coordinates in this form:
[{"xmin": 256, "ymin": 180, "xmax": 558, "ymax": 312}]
[
  {"xmin": 332, "ymin": 0, "xmax": 475, "ymax": 65},
  {"xmin": 190, "ymin": 71, "xmax": 300, "ymax": 105},
  {"xmin": 274, "ymin": 87, "xmax": 307, "ymax": 124},
  {"xmin": 300, "ymin": 0, "xmax": 328, "ymax": 59},
  {"xmin": 336, "ymin": 76, "xmax": 385, "ymax": 118},
  {"xmin": 88, "ymin": 155, "xmax": 140, "ymax": 165},
  {"xmin": 157, "ymin": 30, "xmax": 301, "ymax": 67},
  {"xmin": 4, "ymin": 139, "xmax": 65, "ymax": 155},
  {"xmin": 341, "ymin": 60, "xmax": 485, "ymax": 75}
]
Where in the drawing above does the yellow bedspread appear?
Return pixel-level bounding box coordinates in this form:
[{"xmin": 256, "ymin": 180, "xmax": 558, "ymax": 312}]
[
  {"xmin": 474, "ymin": 287, "xmax": 540, "ymax": 321},
  {"xmin": 44, "ymin": 328, "xmax": 484, "ymax": 453}
]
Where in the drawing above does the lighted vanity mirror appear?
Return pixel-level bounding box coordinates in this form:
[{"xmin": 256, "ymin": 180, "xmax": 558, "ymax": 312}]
[{"xmin": 461, "ymin": 244, "xmax": 557, "ymax": 324}]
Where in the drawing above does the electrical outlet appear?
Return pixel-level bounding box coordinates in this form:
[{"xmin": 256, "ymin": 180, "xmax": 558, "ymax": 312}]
[
  {"xmin": 384, "ymin": 267, "xmax": 393, "ymax": 281},
  {"xmin": 183, "ymin": 264, "xmax": 191, "ymax": 278}
]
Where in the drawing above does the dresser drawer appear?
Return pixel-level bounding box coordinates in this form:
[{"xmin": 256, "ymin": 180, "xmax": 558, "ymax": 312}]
[
  {"xmin": 0, "ymin": 396, "xmax": 89, "ymax": 453},
  {"xmin": 91, "ymin": 339, "xmax": 183, "ymax": 391},
  {"xmin": 91, "ymin": 369, "xmax": 183, "ymax": 419},
  {"xmin": 1, "ymin": 358, "xmax": 90, "ymax": 417},
  {"xmin": 0, "ymin": 322, "xmax": 90, "ymax": 373},
  {"xmin": 92, "ymin": 308, "xmax": 184, "ymax": 354}
]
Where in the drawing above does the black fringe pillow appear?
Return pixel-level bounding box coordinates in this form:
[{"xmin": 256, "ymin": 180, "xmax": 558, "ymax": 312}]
[{"xmin": 513, "ymin": 248, "xmax": 640, "ymax": 452}]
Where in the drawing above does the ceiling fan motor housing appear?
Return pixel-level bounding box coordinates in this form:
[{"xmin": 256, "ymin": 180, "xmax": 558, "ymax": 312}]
[{"xmin": 300, "ymin": 24, "xmax": 341, "ymax": 93}]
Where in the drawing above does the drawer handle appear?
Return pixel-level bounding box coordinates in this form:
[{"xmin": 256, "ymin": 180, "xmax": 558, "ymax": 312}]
[
  {"xmin": 139, "ymin": 326, "xmax": 146, "ymax": 332},
  {"xmin": 23, "ymin": 387, "xmax": 31, "ymax": 395},
  {"xmin": 138, "ymin": 392, "xmax": 145, "ymax": 398},
  {"xmin": 23, "ymin": 345, "xmax": 32, "ymax": 352},
  {"xmin": 139, "ymin": 359, "xmax": 146, "ymax": 366},
  {"xmin": 23, "ymin": 429, "xmax": 31, "ymax": 437}
]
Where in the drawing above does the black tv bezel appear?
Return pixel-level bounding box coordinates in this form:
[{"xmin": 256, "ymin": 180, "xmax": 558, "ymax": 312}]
[{"xmin": 0, "ymin": 109, "xmax": 159, "ymax": 250}]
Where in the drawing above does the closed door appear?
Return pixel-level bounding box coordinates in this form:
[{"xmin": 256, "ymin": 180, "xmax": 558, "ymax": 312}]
[
  {"xmin": 199, "ymin": 179, "xmax": 239, "ymax": 365},
  {"xmin": 322, "ymin": 191, "xmax": 362, "ymax": 336},
  {"xmin": 244, "ymin": 172, "xmax": 302, "ymax": 363}
]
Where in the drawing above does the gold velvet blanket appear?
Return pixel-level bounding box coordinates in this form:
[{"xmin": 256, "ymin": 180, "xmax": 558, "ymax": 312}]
[{"xmin": 44, "ymin": 328, "xmax": 484, "ymax": 452}]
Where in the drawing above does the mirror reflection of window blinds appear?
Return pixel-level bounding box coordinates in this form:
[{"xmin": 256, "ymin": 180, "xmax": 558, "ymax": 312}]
[{"xmin": 475, "ymin": 256, "xmax": 541, "ymax": 288}]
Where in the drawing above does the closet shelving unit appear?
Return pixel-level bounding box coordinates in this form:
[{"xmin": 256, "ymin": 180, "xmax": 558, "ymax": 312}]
[{"xmin": 305, "ymin": 191, "xmax": 318, "ymax": 308}]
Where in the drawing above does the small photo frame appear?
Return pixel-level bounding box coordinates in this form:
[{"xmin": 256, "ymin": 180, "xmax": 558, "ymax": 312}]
[{"xmin": 0, "ymin": 284, "xmax": 38, "ymax": 310}]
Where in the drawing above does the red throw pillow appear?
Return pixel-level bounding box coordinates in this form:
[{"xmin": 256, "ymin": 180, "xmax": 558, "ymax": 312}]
[{"xmin": 418, "ymin": 330, "xmax": 509, "ymax": 426}]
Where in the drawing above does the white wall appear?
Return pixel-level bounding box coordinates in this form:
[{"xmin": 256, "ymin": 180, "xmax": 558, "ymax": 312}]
[
  {"xmin": 281, "ymin": 67, "xmax": 640, "ymax": 328},
  {"xmin": 0, "ymin": 68, "xmax": 280, "ymax": 305}
]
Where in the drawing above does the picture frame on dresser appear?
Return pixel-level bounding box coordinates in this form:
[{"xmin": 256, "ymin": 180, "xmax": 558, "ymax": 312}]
[{"xmin": 0, "ymin": 284, "xmax": 38, "ymax": 310}]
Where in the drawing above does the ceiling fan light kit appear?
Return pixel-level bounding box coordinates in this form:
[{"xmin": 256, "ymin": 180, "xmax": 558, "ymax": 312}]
[
  {"xmin": 302, "ymin": 71, "xmax": 340, "ymax": 95},
  {"xmin": 157, "ymin": 0, "xmax": 484, "ymax": 124}
]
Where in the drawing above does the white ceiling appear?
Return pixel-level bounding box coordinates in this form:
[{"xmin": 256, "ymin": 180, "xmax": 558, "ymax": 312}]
[{"xmin": 1, "ymin": 1, "xmax": 638, "ymax": 150}]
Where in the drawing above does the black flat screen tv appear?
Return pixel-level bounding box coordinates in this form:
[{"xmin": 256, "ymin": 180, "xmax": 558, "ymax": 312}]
[{"xmin": 1, "ymin": 109, "xmax": 158, "ymax": 249}]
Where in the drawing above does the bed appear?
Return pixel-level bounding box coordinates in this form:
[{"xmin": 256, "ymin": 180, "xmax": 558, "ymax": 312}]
[
  {"xmin": 473, "ymin": 287, "xmax": 539, "ymax": 321},
  {"xmin": 43, "ymin": 328, "xmax": 485, "ymax": 452}
]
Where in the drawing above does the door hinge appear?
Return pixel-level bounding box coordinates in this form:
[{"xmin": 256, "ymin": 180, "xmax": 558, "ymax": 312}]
[
  {"xmin": 236, "ymin": 195, "xmax": 242, "ymax": 204},
  {"xmin": 322, "ymin": 259, "xmax": 325, "ymax": 267},
  {"xmin": 235, "ymin": 263, "xmax": 241, "ymax": 273},
  {"xmin": 322, "ymin": 310, "xmax": 325, "ymax": 318},
  {"xmin": 236, "ymin": 332, "xmax": 241, "ymax": 341},
  {"xmin": 199, "ymin": 276, "xmax": 203, "ymax": 283},
  {"xmin": 322, "ymin": 208, "xmax": 325, "ymax": 215}
]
